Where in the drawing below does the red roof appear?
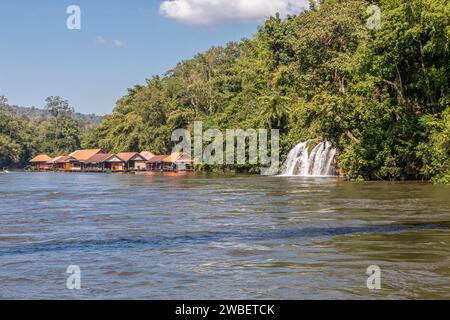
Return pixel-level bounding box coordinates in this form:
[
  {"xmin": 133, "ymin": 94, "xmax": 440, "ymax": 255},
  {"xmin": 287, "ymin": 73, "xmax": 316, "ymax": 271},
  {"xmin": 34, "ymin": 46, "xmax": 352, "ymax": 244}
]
[
  {"xmin": 85, "ymin": 153, "xmax": 112, "ymax": 163},
  {"xmin": 176, "ymin": 154, "xmax": 194, "ymax": 163},
  {"xmin": 163, "ymin": 152, "xmax": 194, "ymax": 163},
  {"xmin": 48, "ymin": 156, "xmax": 64, "ymax": 163},
  {"xmin": 69, "ymin": 149, "xmax": 103, "ymax": 161},
  {"xmin": 30, "ymin": 154, "xmax": 52, "ymax": 163},
  {"xmin": 117, "ymin": 152, "xmax": 146, "ymax": 162},
  {"xmin": 140, "ymin": 151, "xmax": 155, "ymax": 161},
  {"xmin": 51, "ymin": 156, "xmax": 76, "ymax": 163},
  {"xmin": 147, "ymin": 155, "xmax": 169, "ymax": 163}
]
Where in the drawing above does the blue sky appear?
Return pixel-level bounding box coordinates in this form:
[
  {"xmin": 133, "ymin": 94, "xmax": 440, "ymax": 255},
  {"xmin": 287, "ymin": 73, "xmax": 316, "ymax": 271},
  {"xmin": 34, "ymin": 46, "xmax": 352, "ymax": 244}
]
[{"xmin": 0, "ymin": 0, "xmax": 307, "ymax": 115}]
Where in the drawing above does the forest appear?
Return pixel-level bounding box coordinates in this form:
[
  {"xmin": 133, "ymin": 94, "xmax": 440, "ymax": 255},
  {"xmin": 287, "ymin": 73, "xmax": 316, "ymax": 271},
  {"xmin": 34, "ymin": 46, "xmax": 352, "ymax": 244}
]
[
  {"xmin": 1, "ymin": 0, "xmax": 449, "ymax": 183},
  {"xmin": 0, "ymin": 95, "xmax": 99, "ymax": 168}
]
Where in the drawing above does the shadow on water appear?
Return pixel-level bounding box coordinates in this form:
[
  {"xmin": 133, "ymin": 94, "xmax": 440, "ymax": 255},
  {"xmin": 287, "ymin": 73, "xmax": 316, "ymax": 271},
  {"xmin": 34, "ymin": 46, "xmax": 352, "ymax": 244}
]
[{"xmin": 0, "ymin": 222, "xmax": 447, "ymax": 257}]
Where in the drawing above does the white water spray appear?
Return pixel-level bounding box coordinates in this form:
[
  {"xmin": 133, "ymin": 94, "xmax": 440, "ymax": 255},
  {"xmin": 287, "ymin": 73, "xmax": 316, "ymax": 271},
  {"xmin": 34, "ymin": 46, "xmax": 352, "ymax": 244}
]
[{"xmin": 281, "ymin": 141, "xmax": 337, "ymax": 176}]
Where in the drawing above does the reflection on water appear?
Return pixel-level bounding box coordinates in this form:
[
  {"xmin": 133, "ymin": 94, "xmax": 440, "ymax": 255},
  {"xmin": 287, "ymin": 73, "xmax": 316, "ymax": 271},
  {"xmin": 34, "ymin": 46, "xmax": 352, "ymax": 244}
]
[{"xmin": 0, "ymin": 172, "xmax": 449, "ymax": 299}]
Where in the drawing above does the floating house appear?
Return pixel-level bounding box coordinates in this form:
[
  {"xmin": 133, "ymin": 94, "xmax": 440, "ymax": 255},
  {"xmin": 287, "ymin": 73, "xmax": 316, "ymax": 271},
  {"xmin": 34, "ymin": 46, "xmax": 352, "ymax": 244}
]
[
  {"xmin": 140, "ymin": 151, "xmax": 155, "ymax": 161},
  {"xmin": 28, "ymin": 149, "xmax": 195, "ymax": 173},
  {"xmin": 117, "ymin": 152, "xmax": 147, "ymax": 171},
  {"xmin": 82, "ymin": 153, "xmax": 129, "ymax": 172},
  {"xmin": 29, "ymin": 154, "xmax": 53, "ymax": 170},
  {"xmin": 103, "ymin": 154, "xmax": 126, "ymax": 171},
  {"xmin": 83, "ymin": 153, "xmax": 113, "ymax": 171},
  {"xmin": 70, "ymin": 149, "xmax": 104, "ymax": 161},
  {"xmin": 69, "ymin": 149, "xmax": 104, "ymax": 171},
  {"xmin": 146, "ymin": 155, "xmax": 168, "ymax": 171},
  {"xmin": 163, "ymin": 152, "xmax": 194, "ymax": 172},
  {"xmin": 48, "ymin": 156, "xmax": 77, "ymax": 170}
]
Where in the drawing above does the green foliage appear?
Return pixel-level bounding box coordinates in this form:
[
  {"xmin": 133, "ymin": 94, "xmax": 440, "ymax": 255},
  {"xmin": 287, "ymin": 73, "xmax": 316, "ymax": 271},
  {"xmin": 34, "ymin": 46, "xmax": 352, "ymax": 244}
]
[
  {"xmin": 416, "ymin": 108, "xmax": 450, "ymax": 183},
  {"xmin": 2, "ymin": 0, "xmax": 448, "ymax": 183},
  {"xmin": 0, "ymin": 134, "xmax": 22, "ymax": 166},
  {"xmin": 0, "ymin": 95, "xmax": 94, "ymax": 167},
  {"xmin": 45, "ymin": 96, "xmax": 74, "ymax": 119},
  {"xmin": 91, "ymin": 0, "xmax": 448, "ymax": 183}
]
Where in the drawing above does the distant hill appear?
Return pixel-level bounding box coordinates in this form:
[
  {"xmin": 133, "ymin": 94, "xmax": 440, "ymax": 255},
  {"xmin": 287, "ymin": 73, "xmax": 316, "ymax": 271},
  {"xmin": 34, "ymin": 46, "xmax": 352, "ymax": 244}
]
[{"xmin": 9, "ymin": 105, "xmax": 103, "ymax": 126}]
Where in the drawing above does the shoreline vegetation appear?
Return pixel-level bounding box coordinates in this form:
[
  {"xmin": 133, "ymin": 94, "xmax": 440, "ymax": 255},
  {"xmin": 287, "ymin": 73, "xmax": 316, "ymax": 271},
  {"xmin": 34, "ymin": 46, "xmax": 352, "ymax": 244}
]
[{"xmin": 1, "ymin": 0, "xmax": 449, "ymax": 183}]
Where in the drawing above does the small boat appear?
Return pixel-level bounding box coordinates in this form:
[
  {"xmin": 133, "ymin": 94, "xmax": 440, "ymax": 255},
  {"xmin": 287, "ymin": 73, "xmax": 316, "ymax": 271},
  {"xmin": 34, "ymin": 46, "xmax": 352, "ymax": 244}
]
[{"xmin": 1, "ymin": 169, "xmax": 9, "ymax": 174}]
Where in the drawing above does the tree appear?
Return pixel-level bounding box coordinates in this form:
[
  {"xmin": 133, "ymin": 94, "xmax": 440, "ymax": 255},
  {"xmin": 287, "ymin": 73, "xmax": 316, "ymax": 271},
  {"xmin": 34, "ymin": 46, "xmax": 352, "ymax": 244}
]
[
  {"xmin": 0, "ymin": 135, "xmax": 22, "ymax": 167},
  {"xmin": 81, "ymin": 0, "xmax": 450, "ymax": 182},
  {"xmin": 45, "ymin": 96, "xmax": 74, "ymax": 120},
  {"xmin": 0, "ymin": 95, "xmax": 8, "ymax": 108}
]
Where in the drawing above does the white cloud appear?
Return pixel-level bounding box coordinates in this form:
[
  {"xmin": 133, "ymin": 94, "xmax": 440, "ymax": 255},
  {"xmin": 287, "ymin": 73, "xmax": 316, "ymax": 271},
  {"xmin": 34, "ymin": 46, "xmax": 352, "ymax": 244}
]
[
  {"xmin": 95, "ymin": 36, "xmax": 106, "ymax": 44},
  {"xmin": 159, "ymin": 0, "xmax": 309, "ymax": 25},
  {"xmin": 114, "ymin": 40, "xmax": 126, "ymax": 47}
]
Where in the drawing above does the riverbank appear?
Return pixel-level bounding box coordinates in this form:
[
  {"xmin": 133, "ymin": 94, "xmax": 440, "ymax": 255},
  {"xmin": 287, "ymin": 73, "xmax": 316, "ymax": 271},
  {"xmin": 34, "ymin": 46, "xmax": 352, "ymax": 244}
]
[{"xmin": 3, "ymin": 168, "xmax": 444, "ymax": 185}]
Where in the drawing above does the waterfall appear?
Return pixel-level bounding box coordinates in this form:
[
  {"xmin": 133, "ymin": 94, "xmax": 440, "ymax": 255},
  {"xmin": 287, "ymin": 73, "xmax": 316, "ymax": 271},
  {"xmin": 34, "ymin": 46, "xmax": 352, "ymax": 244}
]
[{"xmin": 281, "ymin": 141, "xmax": 337, "ymax": 177}]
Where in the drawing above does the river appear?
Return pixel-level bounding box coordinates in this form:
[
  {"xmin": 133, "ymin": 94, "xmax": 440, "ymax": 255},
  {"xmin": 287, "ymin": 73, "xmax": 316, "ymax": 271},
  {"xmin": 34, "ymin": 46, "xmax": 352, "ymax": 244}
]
[{"xmin": 0, "ymin": 172, "xmax": 449, "ymax": 299}]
